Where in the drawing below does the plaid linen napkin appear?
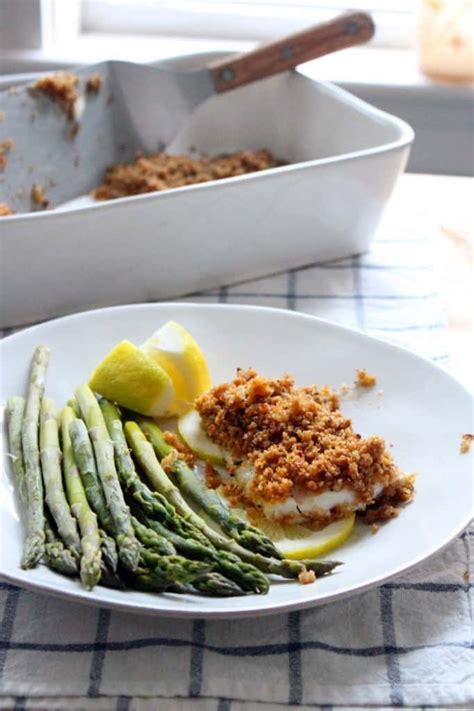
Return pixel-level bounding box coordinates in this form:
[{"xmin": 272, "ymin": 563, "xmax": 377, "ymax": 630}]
[{"xmin": 0, "ymin": 219, "xmax": 472, "ymax": 710}]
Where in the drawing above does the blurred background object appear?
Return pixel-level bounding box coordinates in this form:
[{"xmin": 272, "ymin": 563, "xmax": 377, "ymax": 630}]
[
  {"xmin": 417, "ymin": 0, "xmax": 474, "ymax": 81},
  {"xmin": 0, "ymin": 0, "xmax": 473, "ymax": 174}
]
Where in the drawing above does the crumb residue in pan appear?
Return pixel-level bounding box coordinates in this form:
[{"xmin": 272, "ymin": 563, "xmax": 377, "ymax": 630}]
[
  {"xmin": 0, "ymin": 138, "xmax": 14, "ymax": 171},
  {"xmin": 93, "ymin": 149, "xmax": 282, "ymax": 200},
  {"xmin": 0, "ymin": 202, "xmax": 13, "ymax": 216},
  {"xmin": 31, "ymin": 183, "xmax": 50, "ymax": 210},
  {"xmin": 69, "ymin": 122, "xmax": 80, "ymax": 139},
  {"xmin": 356, "ymin": 368, "xmax": 377, "ymax": 387},
  {"xmin": 31, "ymin": 72, "xmax": 80, "ymax": 120},
  {"xmin": 460, "ymin": 433, "xmax": 473, "ymax": 454},
  {"xmin": 86, "ymin": 74, "xmax": 102, "ymax": 93},
  {"xmin": 0, "ymin": 111, "xmax": 6, "ymax": 122}
]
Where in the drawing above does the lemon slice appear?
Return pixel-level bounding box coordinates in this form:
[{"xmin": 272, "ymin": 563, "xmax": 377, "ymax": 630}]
[
  {"xmin": 178, "ymin": 409, "xmax": 225, "ymax": 464},
  {"xmin": 141, "ymin": 321, "xmax": 211, "ymax": 416},
  {"xmin": 89, "ymin": 340, "xmax": 174, "ymax": 417},
  {"xmin": 244, "ymin": 511, "xmax": 355, "ymax": 559}
]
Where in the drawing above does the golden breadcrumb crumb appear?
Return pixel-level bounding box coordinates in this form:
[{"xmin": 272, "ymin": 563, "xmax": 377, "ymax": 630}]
[
  {"xmin": 362, "ymin": 475, "xmax": 416, "ymax": 524},
  {"xmin": 371, "ymin": 523, "xmax": 380, "ymax": 535},
  {"xmin": 0, "ymin": 137, "xmax": 14, "ymax": 171},
  {"xmin": 0, "ymin": 202, "xmax": 13, "ymax": 216},
  {"xmin": 460, "ymin": 433, "xmax": 473, "ymax": 454},
  {"xmin": 163, "ymin": 431, "xmax": 195, "ymax": 467},
  {"xmin": 0, "ymin": 111, "xmax": 5, "ymax": 122},
  {"xmin": 161, "ymin": 449, "xmax": 178, "ymax": 473},
  {"xmin": 196, "ymin": 368, "xmax": 410, "ymax": 526},
  {"xmin": 463, "ymin": 570, "xmax": 470, "ymax": 583},
  {"xmin": 356, "ymin": 369, "xmax": 377, "ymax": 387},
  {"xmin": 298, "ymin": 568, "xmax": 316, "ymax": 585},
  {"xmin": 31, "ymin": 183, "xmax": 49, "ymax": 209},
  {"xmin": 86, "ymin": 73, "xmax": 102, "ymax": 93},
  {"xmin": 93, "ymin": 149, "xmax": 281, "ymax": 200},
  {"xmin": 32, "ymin": 72, "xmax": 79, "ymax": 120},
  {"xmin": 204, "ymin": 462, "xmax": 221, "ymax": 490}
]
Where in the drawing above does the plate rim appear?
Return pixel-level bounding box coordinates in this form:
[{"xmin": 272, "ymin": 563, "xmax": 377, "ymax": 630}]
[{"xmin": 1, "ymin": 301, "xmax": 472, "ymax": 618}]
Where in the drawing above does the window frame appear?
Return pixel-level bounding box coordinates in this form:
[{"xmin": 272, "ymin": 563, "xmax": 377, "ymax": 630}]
[
  {"xmin": 0, "ymin": 0, "xmax": 416, "ymax": 52},
  {"xmin": 80, "ymin": 0, "xmax": 416, "ymax": 49}
]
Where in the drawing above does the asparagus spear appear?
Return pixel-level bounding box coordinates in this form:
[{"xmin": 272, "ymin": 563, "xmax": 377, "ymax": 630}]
[
  {"xmin": 125, "ymin": 421, "xmax": 340, "ymax": 580},
  {"xmin": 8, "ymin": 385, "xmax": 78, "ymax": 576},
  {"xmin": 60, "ymin": 406, "xmax": 101, "ymax": 590},
  {"xmin": 131, "ymin": 518, "xmax": 243, "ymax": 596},
  {"xmin": 193, "ymin": 572, "xmax": 244, "ymax": 597},
  {"xmin": 100, "ymin": 400, "xmax": 252, "ymax": 595},
  {"xmin": 44, "ymin": 518, "xmax": 79, "ymax": 576},
  {"xmin": 99, "ymin": 399, "xmax": 208, "ymax": 544},
  {"xmin": 100, "ymin": 561, "xmax": 124, "ymax": 589},
  {"xmin": 139, "ymin": 418, "xmax": 282, "ymax": 559},
  {"xmin": 141, "ymin": 512, "xmax": 268, "ymax": 594},
  {"xmin": 100, "ymin": 529, "xmax": 118, "ymax": 572},
  {"xmin": 131, "ymin": 515, "xmax": 176, "ymax": 556},
  {"xmin": 20, "ymin": 345, "xmax": 50, "ymax": 568},
  {"xmin": 67, "ymin": 397, "xmax": 80, "ymax": 417},
  {"xmin": 40, "ymin": 399, "xmax": 81, "ymax": 558},
  {"xmin": 99, "ymin": 402, "xmax": 266, "ymax": 592},
  {"xmin": 69, "ymin": 418, "xmax": 115, "ymax": 533},
  {"xmin": 75, "ymin": 385, "xmax": 140, "ymax": 573},
  {"xmin": 6, "ymin": 397, "xmax": 28, "ymax": 505},
  {"xmin": 65, "ymin": 411, "xmax": 118, "ymax": 574},
  {"xmin": 140, "ymin": 549, "xmax": 211, "ymax": 587},
  {"xmin": 122, "ymin": 547, "xmax": 212, "ymax": 592}
]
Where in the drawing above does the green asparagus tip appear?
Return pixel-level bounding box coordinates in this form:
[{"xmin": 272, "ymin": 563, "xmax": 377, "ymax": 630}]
[
  {"xmin": 21, "ymin": 532, "xmax": 45, "ymax": 569},
  {"xmin": 302, "ymin": 559, "xmax": 342, "ymax": 576}
]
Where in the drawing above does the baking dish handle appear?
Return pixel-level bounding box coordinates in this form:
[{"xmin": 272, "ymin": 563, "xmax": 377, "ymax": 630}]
[{"xmin": 208, "ymin": 11, "xmax": 375, "ymax": 93}]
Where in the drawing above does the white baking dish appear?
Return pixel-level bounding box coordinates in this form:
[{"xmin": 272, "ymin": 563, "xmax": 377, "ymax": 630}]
[{"xmin": 0, "ymin": 53, "xmax": 413, "ymax": 328}]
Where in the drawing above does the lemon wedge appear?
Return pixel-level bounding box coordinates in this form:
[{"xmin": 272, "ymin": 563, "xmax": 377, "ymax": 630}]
[
  {"xmin": 89, "ymin": 340, "xmax": 174, "ymax": 417},
  {"xmin": 178, "ymin": 409, "xmax": 225, "ymax": 464},
  {"xmin": 244, "ymin": 511, "xmax": 356, "ymax": 559},
  {"xmin": 141, "ymin": 321, "xmax": 211, "ymax": 416}
]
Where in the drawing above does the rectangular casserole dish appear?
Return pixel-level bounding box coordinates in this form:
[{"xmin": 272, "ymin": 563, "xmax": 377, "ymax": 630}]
[{"xmin": 0, "ymin": 52, "xmax": 413, "ymax": 328}]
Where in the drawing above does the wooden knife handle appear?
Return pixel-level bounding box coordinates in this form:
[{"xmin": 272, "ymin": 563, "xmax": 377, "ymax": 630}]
[{"xmin": 208, "ymin": 11, "xmax": 375, "ymax": 93}]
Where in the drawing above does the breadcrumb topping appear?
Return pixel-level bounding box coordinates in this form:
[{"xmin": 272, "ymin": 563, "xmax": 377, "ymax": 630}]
[
  {"xmin": 163, "ymin": 431, "xmax": 195, "ymax": 467},
  {"xmin": 204, "ymin": 462, "xmax": 222, "ymax": 490},
  {"xmin": 161, "ymin": 449, "xmax": 179, "ymax": 473},
  {"xmin": 195, "ymin": 368, "xmax": 409, "ymax": 518},
  {"xmin": 31, "ymin": 72, "xmax": 79, "ymax": 120},
  {"xmin": 361, "ymin": 475, "xmax": 416, "ymax": 523},
  {"xmin": 93, "ymin": 149, "xmax": 281, "ymax": 200},
  {"xmin": 460, "ymin": 433, "xmax": 473, "ymax": 454},
  {"xmin": 356, "ymin": 369, "xmax": 377, "ymax": 387},
  {"xmin": 298, "ymin": 568, "xmax": 316, "ymax": 585}
]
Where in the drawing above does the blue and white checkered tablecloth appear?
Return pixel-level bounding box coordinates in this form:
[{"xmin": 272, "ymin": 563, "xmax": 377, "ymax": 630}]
[{"xmin": 0, "ymin": 219, "xmax": 472, "ymax": 710}]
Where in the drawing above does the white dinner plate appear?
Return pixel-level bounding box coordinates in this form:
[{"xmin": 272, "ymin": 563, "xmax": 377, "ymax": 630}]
[{"xmin": 0, "ymin": 303, "xmax": 472, "ymax": 618}]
